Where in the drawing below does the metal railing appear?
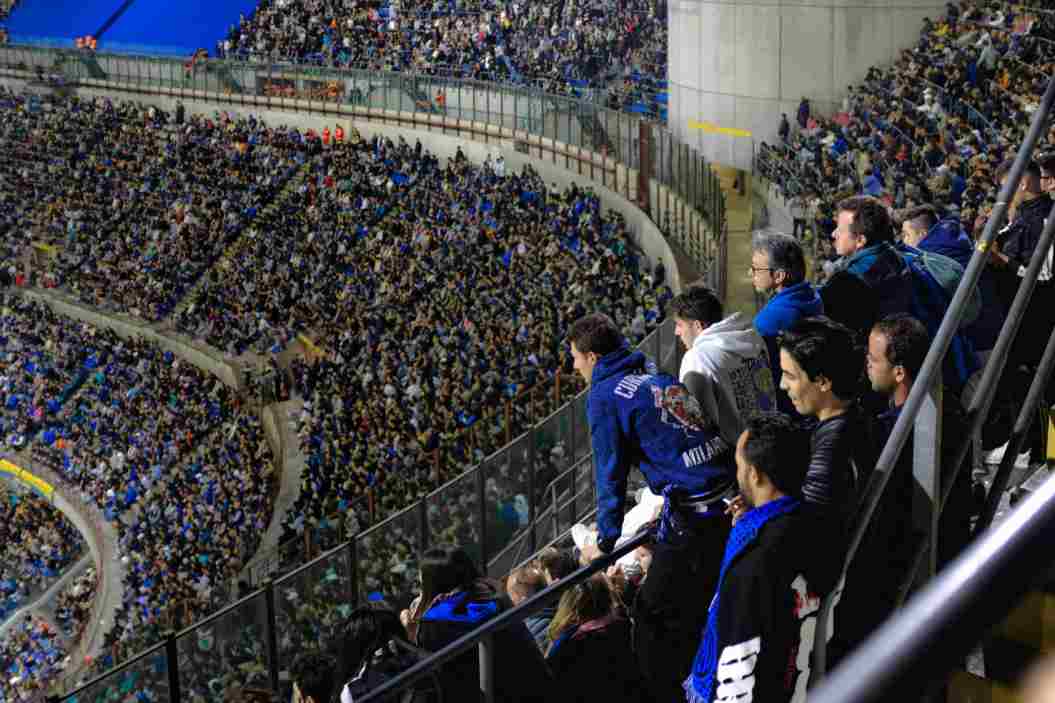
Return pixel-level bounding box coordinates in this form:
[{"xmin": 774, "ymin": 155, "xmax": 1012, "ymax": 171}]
[{"xmin": 55, "ymin": 318, "xmax": 682, "ymax": 700}]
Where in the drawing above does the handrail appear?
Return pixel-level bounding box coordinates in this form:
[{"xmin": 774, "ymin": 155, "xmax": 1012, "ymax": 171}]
[
  {"xmin": 811, "ymin": 463, "xmax": 1055, "ymax": 703},
  {"xmin": 358, "ymin": 531, "xmax": 652, "ymax": 703},
  {"xmin": 810, "ymin": 69, "xmax": 1055, "ymax": 682}
]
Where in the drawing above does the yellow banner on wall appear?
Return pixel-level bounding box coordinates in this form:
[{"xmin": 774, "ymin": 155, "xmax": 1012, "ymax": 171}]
[
  {"xmin": 0, "ymin": 459, "xmax": 54, "ymax": 500},
  {"xmin": 688, "ymin": 120, "xmax": 753, "ymax": 138}
]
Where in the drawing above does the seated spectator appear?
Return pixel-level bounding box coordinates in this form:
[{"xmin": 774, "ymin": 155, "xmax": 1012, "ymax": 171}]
[
  {"xmin": 670, "ymin": 284, "xmax": 775, "ymax": 445},
  {"xmin": 545, "ymin": 573, "xmax": 646, "ymax": 703},
  {"xmin": 568, "ymin": 312, "xmax": 733, "ymax": 702},
  {"xmin": 686, "ymin": 412, "xmax": 824, "ymax": 703},
  {"xmin": 506, "ymin": 566, "xmax": 552, "ymax": 653},
  {"xmin": 411, "ymin": 546, "xmax": 551, "ymax": 703},
  {"xmin": 338, "ymin": 603, "xmax": 442, "ymax": 701},
  {"xmin": 535, "ymin": 547, "xmax": 578, "ymax": 585},
  {"xmin": 750, "ymin": 231, "xmax": 824, "ymax": 414},
  {"xmin": 290, "ymin": 650, "xmax": 339, "ymax": 703}
]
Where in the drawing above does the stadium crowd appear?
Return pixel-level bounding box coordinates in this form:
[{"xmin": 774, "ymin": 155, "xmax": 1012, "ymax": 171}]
[
  {"xmin": 216, "ymin": 0, "xmax": 667, "ymax": 102},
  {"xmin": 0, "ymin": 486, "xmax": 84, "ymax": 623},
  {"xmin": 55, "ymin": 567, "xmax": 97, "ymax": 639},
  {"xmin": 758, "ymin": 0, "xmax": 1055, "ymax": 248},
  {"xmin": 0, "ymin": 88, "xmax": 309, "ymax": 321},
  {"xmin": 0, "ymin": 617, "xmax": 68, "ymax": 703}
]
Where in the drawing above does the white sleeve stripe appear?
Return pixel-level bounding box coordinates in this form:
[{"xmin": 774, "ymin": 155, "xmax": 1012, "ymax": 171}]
[
  {"xmin": 716, "ymin": 655, "xmax": 758, "ymax": 681},
  {"xmin": 715, "ymin": 636, "xmax": 760, "ymax": 702}
]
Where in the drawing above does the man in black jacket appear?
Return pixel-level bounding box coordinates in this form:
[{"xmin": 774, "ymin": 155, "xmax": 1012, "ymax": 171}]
[{"xmin": 685, "ymin": 412, "xmax": 828, "ymax": 703}]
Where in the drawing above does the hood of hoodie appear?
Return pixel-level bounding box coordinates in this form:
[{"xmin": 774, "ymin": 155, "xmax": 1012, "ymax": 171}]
[
  {"xmin": 919, "ymin": 217, "xmax": 972, "ymax": 268},
  {"xmin": 693, "ymin": 312, "xmax": 764, "ymax": 359},
  {"xmin": 592, "ymin": 347, "xmax": 654, "ymax": 386}
]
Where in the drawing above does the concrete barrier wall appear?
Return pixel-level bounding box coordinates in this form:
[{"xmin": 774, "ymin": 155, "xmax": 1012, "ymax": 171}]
[{"xmin": 22, "ymin": 288, "xmax": 242, "ymax": 389}]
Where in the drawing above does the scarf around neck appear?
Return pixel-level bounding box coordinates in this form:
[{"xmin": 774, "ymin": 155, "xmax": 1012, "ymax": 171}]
[{"xmin": 684, "ymin": 495, "xmax": 801, "ymax": 703}]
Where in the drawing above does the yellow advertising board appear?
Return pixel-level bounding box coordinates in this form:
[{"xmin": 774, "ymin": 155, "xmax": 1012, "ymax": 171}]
[{"xmin": 0, "ymin": 459, "xmax": 54, "ymax": 500}]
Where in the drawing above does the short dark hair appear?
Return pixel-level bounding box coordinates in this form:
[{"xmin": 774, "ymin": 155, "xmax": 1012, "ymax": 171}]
[
  {"xmin": 752, "ymin": 231, "xmax": 807, "ymax": 284},
  {"xmin": 339, "ymin": 604, "xmax": 404, "ymax": 682},
  {"xmin": 668, "ymin": 283, "xmax": 723, "ymax": 325},
  {"xmin": 1037, "ymin": 152, "xmax": 1055, "ymax": 178},
  {"xmin": 420, "ymin": 546, "xmax": 481, "ymax": 605},
  {"xmin": 741, "ymin": 412, "xmax": 810, "ymax": 497},
  {"xmin": 872, "ymin": 314, "xmax": 930, "ymax": 381},
  {"xmin": 567, "ymin": 313, "xmax": 623, "ymax": 356},
  {"xmin": 290, "ymin": 651, "xmax": 339, "ymax": 703},
  {"xmin": 899, "ymin": 204, "xmax": 940, "ymax": 233},
  {"xmin": 836, "ymin": 195, "xmax": 895, "ymax": 246},
  {"xmin": 996, "ymin": 158, "xmax": 1041, "ymax": 187},
  {"xmin": 777, "ymin": 316, "xmax": 863, "ymax": 401},
  {"xmin": 535, "ymin": 547, "xmax": 577, "ymax": 581}
]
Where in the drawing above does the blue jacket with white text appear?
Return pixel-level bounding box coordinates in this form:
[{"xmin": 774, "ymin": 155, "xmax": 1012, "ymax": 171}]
[{"xmin": 588, "ymin": 346, "xmax": 734, "ymax": 545}]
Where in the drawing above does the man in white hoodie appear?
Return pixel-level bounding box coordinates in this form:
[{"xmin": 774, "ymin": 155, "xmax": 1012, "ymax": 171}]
[{"xmin": 669, "ymin": 284, "xmax": 776, "ymax": 445}]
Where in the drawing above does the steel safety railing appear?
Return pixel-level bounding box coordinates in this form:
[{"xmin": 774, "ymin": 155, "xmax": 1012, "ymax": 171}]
[{"xmin": 808, "ymin": 70, "xmax": 1055, "ymax": 701}]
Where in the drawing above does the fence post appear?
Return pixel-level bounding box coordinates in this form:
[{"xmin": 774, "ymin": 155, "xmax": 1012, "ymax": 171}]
[
  {"xmin": 264, "ymin": 580, "xmax": 281, "ymax": 694},
  {"xmin": 348, "ymin": 538, "xmax": 359, "ymax": 606},
  {"xmin": 913, "ymin": 375, "xmax": 942, "ymax": 584},
  {"xmin": 165, "ymin": 632, "xmax": 182, "ymax": 703},
  {"xmin": 477, "ymin": 465, "xmax": 489, "ymax": 570},
  {"xmin": 505, "ymin": 399, "xmax": 512, "ymax": 446},
  {"xmin": 478, "ymin": 634, "xmax": 496, "ymax": 703},
  {"xmin": 418, "ymin": 500, "xmax": 429, "ymax": 556}
]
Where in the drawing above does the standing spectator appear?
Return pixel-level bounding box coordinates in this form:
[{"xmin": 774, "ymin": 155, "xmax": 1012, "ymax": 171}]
[
  {"xmin": 545, "ymin": 574, "xmax": 646, "ymax": 703},
  {"xmin": 797, "ymin": 97, "xmax": 811, "ymax": 130},
  {"xmin": 568, "ymin": 312, "xmax": 733, "ymax": 703},
  {"xmin": 778, "ymin": 114, "xmax": 790, "ymax": 144},
  {"xmin": 821, "ymin": 196, "xmax": 977, "ymax": 392},
  {"xmin": 670, "ymin": 285, "xmax": 775, "ymax": 446},
  {"xmin": 685, "ymin": 413, "xmax": 825, "ymax": 703},
  {"xmin": 751, "ymin": 231, "xmax": 823, "ymax": 414}
]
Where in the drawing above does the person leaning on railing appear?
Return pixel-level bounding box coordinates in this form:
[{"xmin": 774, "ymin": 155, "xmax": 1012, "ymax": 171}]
[{"xmin": 567, "ymin": 312, "xmax": 735, "ymax": 703}]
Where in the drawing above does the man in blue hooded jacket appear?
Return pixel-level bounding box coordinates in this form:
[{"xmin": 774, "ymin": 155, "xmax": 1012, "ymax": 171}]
[
  {"xmin": 568, "ymin": 312, "xmax": 733, "ymax": 702},
  {"xmin": 751, "ymin": 231, "xmax": 823, "ymax": 414}
]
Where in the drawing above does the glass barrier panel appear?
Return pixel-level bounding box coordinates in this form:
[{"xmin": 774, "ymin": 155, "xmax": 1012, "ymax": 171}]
[
  {"xmin": 274, "ymin": 545, "xmax": 355, "ymax": 676},
  {"xmin": 426, "ymin": 470, "xmax": 481, "ymax": 567},
  {"xmin": 571, "ymin": 393, "xmax": 591, "ymax": 463},
  {"xmin": 534, "ymin": 411, "xmax": 568, "ymax": 507},
  {"xmin": 175, "ymin": 593, "xmax": 270, "ymax": 701},
  {"xmin": 481, "ymin": 446, "xmax": 513, "ymax": 561},
  {"xmin": 357, "ymin": 508, "xmax": 421, "ymax": 609},
  {"xmin": 63, "ymin": 647, "xmax": 171, "ymax": 703}
]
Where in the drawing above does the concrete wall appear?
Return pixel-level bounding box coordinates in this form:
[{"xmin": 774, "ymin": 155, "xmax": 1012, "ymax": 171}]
[
  {"xmin": 668, "ymin": 0, "xmax": 943, "ymax": 171},
  {"xmin": 22, "ymin": 288, "xmax": 242, "ymax": 389}
]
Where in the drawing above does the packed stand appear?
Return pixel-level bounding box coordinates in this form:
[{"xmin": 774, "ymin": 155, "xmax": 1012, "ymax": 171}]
[
  {"xmin": 0, "ymin": 485, "xmax": 84, "ymax": 623},
  {"xmin": 0, "ymin": 293, "xmax": 277, "ymax": 675},
  {"xmin": 758, "ymin": 0, "xmax": 1055, "ymax": 252},
  {"xmin": 0, "ymin": 88, "xmax": 309, "ymax": 321},
  {"xmin": 182, "ymin": 136, "xmax": 669, "ymax": 545},
  {"xmin": 0, "ymin": 617, "xmax": 67, "ymax": 703},
  {"xmin": 219, "ymin": 0, "xmax": 667, "ymax": 110}
]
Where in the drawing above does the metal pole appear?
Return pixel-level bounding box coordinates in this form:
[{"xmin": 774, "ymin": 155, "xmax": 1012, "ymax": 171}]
[
  {"xmin": 977, "ymin": 321, "xmax": 1055, "ymax": 532},
  {"xmin": 264, "ymin": 580, "xmax": 281, "ymax": 693},
  {"xmin": 809, "ymin": 468, "xmax": 1055, "ymax": 703},
  {"xmin": 941, "ymin": 198, "xmax": 1055, "ymax": 512},
  {"xmin": 348, "ymin": 538, "xmax": 359, "ymax": 605},
  {"xmin": 418, "ymin": 499, "xmax": 429, "ymax": 556},
  {"xmin": 527, "ymin": 435, "xmax": 537, "ymax": 555},
  {"xmin": 912, "ymin": 375, "xmax": 942, "ymax": 581},
  {"xmin": 165, "ymin": 633, "xmax": 182, "ymax": 703},
  {"xmin": 814, "ymin": 71, "xmax": 1055, "ymax": 677},
  {"xmin": 478, "ymin": 634, "xmax": 496, "ymax": 703}
]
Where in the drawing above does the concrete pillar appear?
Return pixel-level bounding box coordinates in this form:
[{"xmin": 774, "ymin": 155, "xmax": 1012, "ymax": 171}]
[{"xmin": 668, "ymin": 0, "xmax": 944, "ymax": 171}]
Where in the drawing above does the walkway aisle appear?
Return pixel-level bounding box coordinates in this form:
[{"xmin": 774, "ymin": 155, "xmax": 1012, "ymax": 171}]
[
  {"xmin": 239, "ymin": 398, "xmax": 307, "ymax": 582},
  {"xmin": 715, "ymin": 166, "xmax": 757, "ymax": 317}
]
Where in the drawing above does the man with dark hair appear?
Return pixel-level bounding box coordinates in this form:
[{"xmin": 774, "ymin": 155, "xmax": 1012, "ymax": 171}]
[
  {"xmin": 867, "ymin": 314, "xmax": 974, "ymax": 570},
  {"xmin": 751, "ymin": 231, "xmax": 823, "ymax": 413},
  {"xmin": 669, "ymin": 284, "xmax": 774, "ymax": 445},
  {"xmin": 568, "ymin": 311, "xmax": 734, "ymax": 702},
  {"xmin": 822, "ymin": 195, "xmax": 978, "ymax": 393},
  {"xmin": 291, "ymin": 650, "xmax": 339, "ymax": 703},
  {"xmin": 506, "ymin": 566, "xmax": 552, "ymax": 652},
  {"xmin": 686, "ymin": 412, "xmax": 828, "ymax": 703}
]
